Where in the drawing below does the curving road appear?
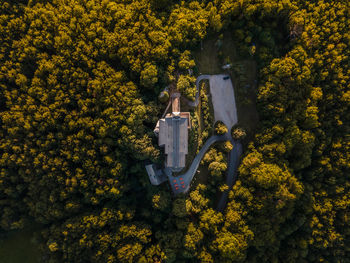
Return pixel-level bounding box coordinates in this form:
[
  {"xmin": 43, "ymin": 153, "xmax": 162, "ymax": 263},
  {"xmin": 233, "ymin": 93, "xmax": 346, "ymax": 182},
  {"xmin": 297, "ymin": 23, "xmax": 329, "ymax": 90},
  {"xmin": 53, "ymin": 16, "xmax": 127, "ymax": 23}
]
[
  {"xmin": 166, "ymin": 134, "xmax": 228, "ymax": 194},
  {"xmin": 217, "ymin": 140, "xmax": 243, "ymax": 212},
  {"xmin": 188, "ymin": 75, "xmax": 211, "ymax": 107},
  {"xmin": 188, "ymin": 74, "xmax": 242, "ymax": 211},
  {"xmin": 167, "ymin": 132, "xmax": 243, "ymax": 213}
]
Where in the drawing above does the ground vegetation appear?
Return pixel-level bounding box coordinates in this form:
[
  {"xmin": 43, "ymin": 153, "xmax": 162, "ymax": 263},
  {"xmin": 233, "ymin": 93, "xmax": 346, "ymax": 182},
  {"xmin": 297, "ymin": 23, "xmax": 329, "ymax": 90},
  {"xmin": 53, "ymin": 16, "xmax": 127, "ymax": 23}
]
[{"xmin": 0, "ymin": 0, "xmax": 349, "ymax": 262}]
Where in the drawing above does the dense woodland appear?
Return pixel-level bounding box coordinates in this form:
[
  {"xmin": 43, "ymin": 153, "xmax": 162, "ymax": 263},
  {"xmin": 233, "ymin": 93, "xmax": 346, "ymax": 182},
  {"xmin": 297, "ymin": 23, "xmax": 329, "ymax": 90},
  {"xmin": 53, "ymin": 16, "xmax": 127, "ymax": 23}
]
[{"xmin": 0, "ymin": 0, "xmax": 349, "ymax": 262}]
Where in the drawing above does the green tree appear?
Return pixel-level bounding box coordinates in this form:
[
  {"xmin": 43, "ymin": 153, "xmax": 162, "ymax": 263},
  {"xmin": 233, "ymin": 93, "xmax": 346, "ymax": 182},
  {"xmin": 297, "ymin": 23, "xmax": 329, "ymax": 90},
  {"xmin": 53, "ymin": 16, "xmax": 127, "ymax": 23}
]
[
  {"xmin": 215, "ymin": 121, "xmax": 228, "ymax": 135},
  {"xmin": 141, "ymin": 63, "xmax": 158, "ymax": 88},
  {"xmin": 177, "ymin": 75, "xmax": 197, "ymax": 101}
]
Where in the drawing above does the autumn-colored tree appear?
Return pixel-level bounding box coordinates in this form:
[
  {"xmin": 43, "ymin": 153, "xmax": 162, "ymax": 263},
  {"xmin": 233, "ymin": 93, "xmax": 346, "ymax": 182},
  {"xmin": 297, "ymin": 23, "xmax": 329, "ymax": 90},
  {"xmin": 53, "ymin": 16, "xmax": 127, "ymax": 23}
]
[
  {"xmin": 215, "ymin": 121, "xmax": 228, "ymax": 135},
  {"xmin": 177, "ymin": 75, "xmax": 197, "ymax": 101},
  {"xmin": 0, "ymin": 0, "xmax": 349, "ymax": 262}
]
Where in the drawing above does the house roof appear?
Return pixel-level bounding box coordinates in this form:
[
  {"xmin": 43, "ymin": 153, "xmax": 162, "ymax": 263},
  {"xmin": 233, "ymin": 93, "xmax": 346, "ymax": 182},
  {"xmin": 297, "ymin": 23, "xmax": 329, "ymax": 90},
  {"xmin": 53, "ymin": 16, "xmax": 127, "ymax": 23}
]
[
  {"xmin": 145, "ymin": 164, "xmax": 167, "ymax": 185},
  {"xmin": 159, "ymin": 115, "xmax": 188, "ymax": 172}
]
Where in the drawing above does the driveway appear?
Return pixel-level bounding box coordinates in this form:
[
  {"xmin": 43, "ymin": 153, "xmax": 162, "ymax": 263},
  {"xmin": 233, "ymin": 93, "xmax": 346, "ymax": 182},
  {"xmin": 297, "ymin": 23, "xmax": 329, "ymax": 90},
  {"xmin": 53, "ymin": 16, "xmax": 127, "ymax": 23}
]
[
  {"xmin": 188, "ymin": 74, "xmax": 211, "ymax": 107},
  {"xmin": 166, "ymin": 134, "xmax": 228, "ymax": 194},
  {"xmin": 216, "ymin": 140, "xmax": 243, "ymax": 212}
]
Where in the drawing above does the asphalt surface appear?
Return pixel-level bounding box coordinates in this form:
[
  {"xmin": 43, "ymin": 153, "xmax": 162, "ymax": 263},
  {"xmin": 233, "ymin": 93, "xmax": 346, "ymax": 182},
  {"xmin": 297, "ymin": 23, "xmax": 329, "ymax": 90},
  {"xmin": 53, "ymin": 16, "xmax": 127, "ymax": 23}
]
[
  {"xmin": 216, "ymin": 140, "xmax": 243, "ymax": 212},
  {"xmin": 190, "ymin": 74, "xmax": 238, "ymax": 131},
  {"xmin": 166, "ymin": 134, "xmax": 228, "ymax": 194},
  {"xmin": 167, "ymin": 134, "xmax": 243, "ymax": 213},
  {"xmin": 209, "ymin": 74, "xmax": 238, "ymax": 130}
]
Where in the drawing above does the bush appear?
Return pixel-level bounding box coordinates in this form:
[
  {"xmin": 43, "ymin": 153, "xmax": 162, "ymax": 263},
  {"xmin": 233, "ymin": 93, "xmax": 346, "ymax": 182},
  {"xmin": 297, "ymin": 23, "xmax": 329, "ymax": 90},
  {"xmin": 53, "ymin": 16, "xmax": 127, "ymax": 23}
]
[
  {"xmin": 158, "ymin": 91, "xmax": 169, "ymax": 103},
  {"xmin": 223, "ymin": 141, "xmax": 233, "ymax": 152},
  {"xmin": 232, "ymin": 126, "xmax": 247, "ymax": 140},
  {"xmin": 215, "ymin": 121, "xmax": 228, "ymax": 135},
  {"xmin": 177, "ymin": 75, "xmax": 196, "ymax": 101},
  {"xmin": 141, "ymin": 63, "xmax": 158, "ymax": 88}
]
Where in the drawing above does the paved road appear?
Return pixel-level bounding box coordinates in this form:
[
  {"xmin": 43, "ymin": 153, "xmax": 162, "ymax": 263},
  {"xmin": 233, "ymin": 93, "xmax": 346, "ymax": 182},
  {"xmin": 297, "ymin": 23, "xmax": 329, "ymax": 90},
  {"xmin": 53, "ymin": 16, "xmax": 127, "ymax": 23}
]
[
  {"xmin": 188, "ymin": 75, "xmax": 211, "ymax": 107},
  {"xmin": 217, "ymin": 140, "xmax": 243, "ymax": 212},
  {"xmin": 177, "ymin": 74, "xmax": 242, "ymax": 211},
  {"xmin": 166, "ymin": 134, "xmax": 228, "ymax": 194}
]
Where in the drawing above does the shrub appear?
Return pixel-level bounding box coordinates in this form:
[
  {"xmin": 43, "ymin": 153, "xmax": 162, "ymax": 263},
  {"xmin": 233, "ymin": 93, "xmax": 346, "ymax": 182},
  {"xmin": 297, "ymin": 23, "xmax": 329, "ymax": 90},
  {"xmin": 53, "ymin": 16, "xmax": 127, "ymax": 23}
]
[
  {"xmin": 232, "ymin": 127, "xmax": 247, "ymax": 140},
  {"xmin": 158, "ymin": 91, "xmax": 169, "ymax": 103},
  {"xmin": 215, "ymin": 121, "xmax": 228, "ymax": 135}
]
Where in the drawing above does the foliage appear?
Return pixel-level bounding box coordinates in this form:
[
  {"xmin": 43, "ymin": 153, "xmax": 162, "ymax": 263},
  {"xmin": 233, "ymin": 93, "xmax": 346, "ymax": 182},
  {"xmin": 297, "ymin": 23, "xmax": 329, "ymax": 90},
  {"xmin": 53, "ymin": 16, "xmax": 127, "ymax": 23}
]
[
  {"xmin": 214, "ymin": 121, "xmax": 228, "ymax": 135},
  {"xmin": 232, "ymin": 127, "xmax": 247, "ymax": 140},
  {"xmin": 222, "ymin": 141, "xmax": 233, "ymax": 153},
  {"xmin": 200, "ymin": 82, "xmax": 213, "ymax": 136},
  {"xmin": 178, "ymin": 50, "xmax": 195, "ymax": 70},
  {"xmin": 158, "ymin": 90, "xmax": 169, "ymax": 104},
  {"xmin": 176, "ymin": 75, "xmax": 197, "ymax": 101},
  {"xmin": 140, "ymin": 63, "xmax": 158, "ymax": 88},
  {"xmin": 0, "ymin": 0, "xmax": 349, "ymax": 262}
]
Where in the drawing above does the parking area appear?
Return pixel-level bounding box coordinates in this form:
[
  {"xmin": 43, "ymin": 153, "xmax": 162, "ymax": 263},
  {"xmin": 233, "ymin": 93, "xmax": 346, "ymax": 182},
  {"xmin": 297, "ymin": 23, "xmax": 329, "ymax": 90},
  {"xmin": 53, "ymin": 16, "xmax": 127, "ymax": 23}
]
[{"xmin": 209, "ymin": 74, "xmax": 238, "ymax": 130}]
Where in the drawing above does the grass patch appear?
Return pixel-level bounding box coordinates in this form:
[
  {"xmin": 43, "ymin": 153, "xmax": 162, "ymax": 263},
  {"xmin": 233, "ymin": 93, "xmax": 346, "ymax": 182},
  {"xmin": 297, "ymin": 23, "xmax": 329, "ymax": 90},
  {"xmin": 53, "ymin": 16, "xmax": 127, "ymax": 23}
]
[
  {"xmin": 191, "ymin": 164, "xmax": 210, "ymax": 188},
  {"xmin": 196, "ymin": 93, "xmax": 203, "ymax": 135},
  {"xmin": 229, "ymin": 59, "xmax": 259, "ymax": 143},
  {"xmin": 0, "ymin": 225, "xmax": 42, "ymax": 263},
  {"xmin": 203, "ymin": 81, "xmax": 215, "ymax": 135},
  {"xmin": 193, "ymin": 38, "xmax": 222, "ymax": 74}
]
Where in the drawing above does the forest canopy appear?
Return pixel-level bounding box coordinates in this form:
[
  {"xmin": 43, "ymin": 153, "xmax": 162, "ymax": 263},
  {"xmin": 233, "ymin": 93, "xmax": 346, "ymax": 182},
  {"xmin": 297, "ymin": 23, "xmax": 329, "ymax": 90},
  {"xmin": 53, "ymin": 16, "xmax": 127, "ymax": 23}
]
[{"xmin": 0, "ymin": 0, "xmax": 349, "ymax": 262}]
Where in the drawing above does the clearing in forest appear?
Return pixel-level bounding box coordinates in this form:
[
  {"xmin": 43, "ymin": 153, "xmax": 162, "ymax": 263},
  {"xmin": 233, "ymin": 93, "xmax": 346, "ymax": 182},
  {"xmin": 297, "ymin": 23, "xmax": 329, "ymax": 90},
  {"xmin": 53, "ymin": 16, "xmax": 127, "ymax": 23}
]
[{"xmin": 194, "ymin": 31, "xmax": 259, "ymax": 137}]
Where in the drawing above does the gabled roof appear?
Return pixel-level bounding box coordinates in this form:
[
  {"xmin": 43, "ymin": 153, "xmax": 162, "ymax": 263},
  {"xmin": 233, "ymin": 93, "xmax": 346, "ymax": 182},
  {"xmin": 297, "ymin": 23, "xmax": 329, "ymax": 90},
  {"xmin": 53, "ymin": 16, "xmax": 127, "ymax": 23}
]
[{"xmin": 158, "ymin": 115, "xmax": 188, "ymax": 172}]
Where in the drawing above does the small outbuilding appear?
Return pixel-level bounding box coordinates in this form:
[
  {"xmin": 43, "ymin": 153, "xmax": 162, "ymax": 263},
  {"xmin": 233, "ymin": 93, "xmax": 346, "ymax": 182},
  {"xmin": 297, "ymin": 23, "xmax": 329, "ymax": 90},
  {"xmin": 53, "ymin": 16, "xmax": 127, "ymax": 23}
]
[{"xmin": 145, "ymin": 164, "xmax": 167, "ymax": 185}]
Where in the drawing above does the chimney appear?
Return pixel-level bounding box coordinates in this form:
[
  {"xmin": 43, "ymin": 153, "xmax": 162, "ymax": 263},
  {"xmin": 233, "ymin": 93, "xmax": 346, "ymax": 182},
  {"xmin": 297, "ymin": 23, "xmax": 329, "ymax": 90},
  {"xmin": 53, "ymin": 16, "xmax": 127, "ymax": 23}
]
[{"xmin": 172, "ymin": 93, "xmax": 180, "ymax": 114}]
